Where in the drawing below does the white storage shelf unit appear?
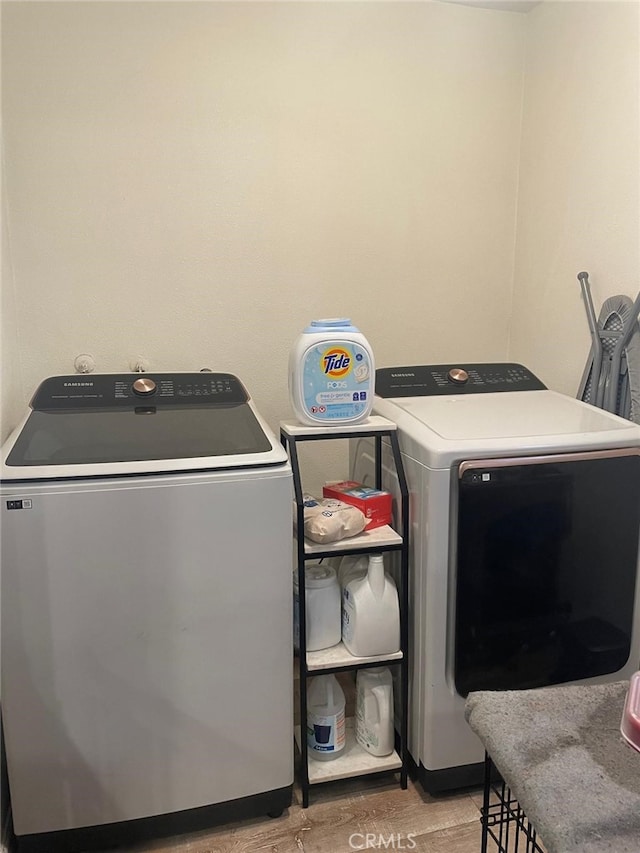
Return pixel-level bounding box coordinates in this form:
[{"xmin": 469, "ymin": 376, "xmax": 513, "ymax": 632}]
[{"xmin": 280, "ymin": 416, "xmax": 409, "ymax": 809}]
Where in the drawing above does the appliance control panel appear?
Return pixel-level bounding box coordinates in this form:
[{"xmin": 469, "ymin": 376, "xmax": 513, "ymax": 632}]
[
  {"xmin": 31, "ymin": 373, "xmax": 249, "ymax": 409},
  {"xmin": 375, "ymin": 363, "xmax": 547, "ymax": 397}
]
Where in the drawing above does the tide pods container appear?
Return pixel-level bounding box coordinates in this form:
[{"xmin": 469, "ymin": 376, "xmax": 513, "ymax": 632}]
[{"xmin": 289, "ymin": 319, "xmax": 375, "ymax": 426}]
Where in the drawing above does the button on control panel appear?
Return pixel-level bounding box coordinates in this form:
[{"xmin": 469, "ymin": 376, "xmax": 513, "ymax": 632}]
[
  {"xmin": 132, "ymin": 377, "xmax": 157, "ymax": 396},
  {"xmin": 448, "ymin": 368, "xmax": 469, "ymax": 385}
]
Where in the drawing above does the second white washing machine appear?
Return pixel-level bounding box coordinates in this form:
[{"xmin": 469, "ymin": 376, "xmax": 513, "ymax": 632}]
[{"xmin": 351, "ymin": 363, "xmax": 640, "ymax": 793}]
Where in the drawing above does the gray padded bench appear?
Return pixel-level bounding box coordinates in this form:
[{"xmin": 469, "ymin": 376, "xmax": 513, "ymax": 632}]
[{"xmin": 465, "ymin": 681, "xmax": 640, "ymax": 853}]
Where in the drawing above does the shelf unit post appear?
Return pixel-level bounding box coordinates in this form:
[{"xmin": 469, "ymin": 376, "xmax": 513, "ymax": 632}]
[
  {"xmin": 280, "ymin": 431, "xmax": 311, "ymax": 807},
  {"xmin": 389, "ymin": 428, "xmax": 410, "ymax": 791}
]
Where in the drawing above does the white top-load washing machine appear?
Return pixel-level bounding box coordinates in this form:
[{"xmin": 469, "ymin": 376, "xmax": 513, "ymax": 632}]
[
  {"xmin": 1, "ymin": 373, "xmax": 293, "ymax": 853},
  {"xmin": 351, "ymin": 363, "xmax": 640, "ymax": 794}
]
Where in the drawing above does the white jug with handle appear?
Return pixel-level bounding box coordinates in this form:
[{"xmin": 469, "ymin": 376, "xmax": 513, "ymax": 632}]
[
  {"xmin": 355, "ymin": 667, "xmax": 394, "ymax": 757},
  {"xmin": 307, "ymin": 674, "xmax": 346, "ymax": 761},
  {"xmin": 337, "ymin": 554, "xmax": 368, "ymax": 589},
  {"xmin": 342, "ymin": 554, "xmax": 399, "ymax": 657}
]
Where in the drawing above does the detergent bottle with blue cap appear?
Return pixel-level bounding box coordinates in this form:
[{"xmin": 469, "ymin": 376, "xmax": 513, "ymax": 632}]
[{"xmin": 289, "ymin": 319, "xmax": 375, "ymax": 426}]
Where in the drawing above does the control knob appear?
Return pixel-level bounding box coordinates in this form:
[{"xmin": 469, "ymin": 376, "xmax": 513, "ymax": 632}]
[
  {"xmin": 132, "ymin": 377, "xmax": 157, "ymax": 396},
  {"xmin": 448, "ymin": 368, "xmax": 469, "ymax": 385}
]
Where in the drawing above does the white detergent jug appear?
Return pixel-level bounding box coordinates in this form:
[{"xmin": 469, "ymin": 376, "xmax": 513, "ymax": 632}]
[
  {"xmin": 355, "ymin": 667, "xmax": 395, "ymax": 756},
  {"xmin": 342, "ymin": 554, "xmax": 400, "ymax": 657},
  {"xmin": 307, "ymin": 674, "xmax": 346, "ymax": 761},
  {"xmin": 293, "ymin": 564, "xmax": 341, "ymax": 652},
  {"xmin": 337, "ymin": 554, "xmax": 369, "ymax": 589}
]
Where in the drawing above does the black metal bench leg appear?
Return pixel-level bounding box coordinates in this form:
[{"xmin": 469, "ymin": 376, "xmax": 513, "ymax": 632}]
[{"xmin": 481, "ymin": 751, "xmax": 492, "ymax": 853}]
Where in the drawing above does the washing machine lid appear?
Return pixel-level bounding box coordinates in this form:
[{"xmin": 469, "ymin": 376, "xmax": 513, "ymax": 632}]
[
  {"xmin": 373, "ymin": 364, "xmax": 640, "ymax": 467},
  {"xmin": 1, "ymin": 373, "xmax": 288, "ymax": 482},
  {"xmin": 388, "ymin": 390, "xmax": 638, "ymax": 440}
]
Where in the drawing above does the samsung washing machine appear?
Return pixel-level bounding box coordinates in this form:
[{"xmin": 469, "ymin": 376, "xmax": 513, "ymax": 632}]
[
  {"xmin": 1, "ymin": 373, "xmax": 293, "ymax": 852},
  {"xmin": 351, "ymin": 363, "xmax": 640, "ymax": 793}
]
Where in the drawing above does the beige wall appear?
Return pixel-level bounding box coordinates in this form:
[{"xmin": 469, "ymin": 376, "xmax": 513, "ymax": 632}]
[
  {"xmin": 1, "ymin": 0, "xmax": 525, "ymax": 468},
  {"xmin": 509, "ymin": 0, "xmax": 640, "ymax": 395},
  {"xmin": 4, "ymin": 1, "xmax": 637, "ymax": 486},
  {"xmin": 1, "ymin": 143, "xmax": 23, "ymax": 442}
]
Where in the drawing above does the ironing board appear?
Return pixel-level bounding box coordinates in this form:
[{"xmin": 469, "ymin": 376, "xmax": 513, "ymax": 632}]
[{"xmin": 465, "ymin": 681, "xmax": 640, "ymax": 853}]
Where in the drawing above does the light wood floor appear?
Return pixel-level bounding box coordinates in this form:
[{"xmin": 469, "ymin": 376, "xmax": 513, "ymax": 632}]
[{"xmin": 107, "ymin": 773, "xmax": 486, "ymax": 853}]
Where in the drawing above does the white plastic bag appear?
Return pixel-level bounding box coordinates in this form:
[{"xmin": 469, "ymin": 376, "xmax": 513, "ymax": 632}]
[{"xmin": 302, "ymin": 495, "xmax": 366, "ymax": 544}]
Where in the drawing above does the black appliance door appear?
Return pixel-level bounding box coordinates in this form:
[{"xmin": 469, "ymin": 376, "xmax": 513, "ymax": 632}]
[{"xmin": 454, "ymin": 449, "xmax": 640, "ymax": 697}]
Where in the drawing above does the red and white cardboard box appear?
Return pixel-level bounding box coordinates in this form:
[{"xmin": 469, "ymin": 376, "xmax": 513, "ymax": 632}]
[{"xmin": 322, "ymin": 481, "xmax": 392, "ymax": 530}]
